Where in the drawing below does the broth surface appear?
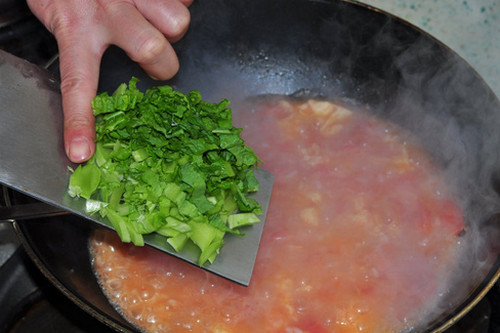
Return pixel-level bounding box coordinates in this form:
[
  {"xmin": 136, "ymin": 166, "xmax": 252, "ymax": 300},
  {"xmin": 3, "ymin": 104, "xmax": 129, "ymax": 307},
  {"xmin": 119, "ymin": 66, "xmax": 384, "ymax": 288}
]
[{"xmin": 90, "ymin": 99, "xmax": 464, "ymax": 332}]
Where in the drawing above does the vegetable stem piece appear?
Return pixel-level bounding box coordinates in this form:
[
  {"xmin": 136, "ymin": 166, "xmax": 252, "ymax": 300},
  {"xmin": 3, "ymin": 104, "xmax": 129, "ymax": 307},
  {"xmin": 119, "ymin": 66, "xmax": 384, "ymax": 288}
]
[{"xmin": 68, "ymin": 78, "xmax": 263, "ymax": 265}]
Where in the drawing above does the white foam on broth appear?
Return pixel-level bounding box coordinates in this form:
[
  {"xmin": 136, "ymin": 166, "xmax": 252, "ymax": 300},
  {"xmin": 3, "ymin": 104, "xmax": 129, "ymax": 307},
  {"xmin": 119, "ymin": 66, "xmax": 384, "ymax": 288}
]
[{"xmin": 89, "ymin": 98, "xmax": 467, "ymax": 332}]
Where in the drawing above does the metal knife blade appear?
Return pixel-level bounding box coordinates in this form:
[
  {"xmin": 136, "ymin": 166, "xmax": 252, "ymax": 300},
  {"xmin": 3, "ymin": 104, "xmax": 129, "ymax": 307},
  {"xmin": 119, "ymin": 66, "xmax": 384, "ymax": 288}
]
[{"xmin": 0, "ymin": 49, "xmax": 273, "ymax": 286}]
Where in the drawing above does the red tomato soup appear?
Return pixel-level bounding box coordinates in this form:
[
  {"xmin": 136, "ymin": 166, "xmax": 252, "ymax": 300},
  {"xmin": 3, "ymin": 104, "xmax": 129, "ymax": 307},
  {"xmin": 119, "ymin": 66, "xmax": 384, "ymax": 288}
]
[{"xmin": 90, "ymin": 99, "xmax": 465, "ymax": 332}]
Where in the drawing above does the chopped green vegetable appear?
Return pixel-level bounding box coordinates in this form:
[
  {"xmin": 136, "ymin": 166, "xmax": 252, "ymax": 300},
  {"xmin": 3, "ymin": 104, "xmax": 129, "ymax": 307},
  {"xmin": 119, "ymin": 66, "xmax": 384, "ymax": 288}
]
[
  {"xmin": 68, "ymin": 164, "xmax": 101, "ymax": 199},
  {"xmin": 68, "ymin": 78, "xmax": 263, "ymax": 265}
]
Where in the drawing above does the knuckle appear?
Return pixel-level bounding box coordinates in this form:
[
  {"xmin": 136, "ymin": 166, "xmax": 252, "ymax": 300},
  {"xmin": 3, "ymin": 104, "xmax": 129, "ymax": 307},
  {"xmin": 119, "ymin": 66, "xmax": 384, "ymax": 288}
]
[
  {"xmin": 64, "ymin": 107, "xmax": 95, "ymax": 131},
  {"xmin": 65, "ymin": 114, "xmax": 94, "ymax": 131},
  {"xmin": 134, "ymin": 34, "xmax": 168, "ymax": 64},
  {"xmin": 167, "ymin": 9, "xmax": 191, "ymax": 37},
  {"xmin": 63, "ymin": 110, "xmax": 95, "ymax": 140},
  {"xmin": 46, "ymin": 2, "xmax": 92, "ymax": 36},
  {"xmin": 47, "ymin": 9, "xmax": 73, "ymax": 36},
  {"xmin": 59, "ymin": 74, "xmax": 96, "ymax": 131},
  {"xmin": 59, "ymin": 73, "xmax": 87, "ymax": 96}
]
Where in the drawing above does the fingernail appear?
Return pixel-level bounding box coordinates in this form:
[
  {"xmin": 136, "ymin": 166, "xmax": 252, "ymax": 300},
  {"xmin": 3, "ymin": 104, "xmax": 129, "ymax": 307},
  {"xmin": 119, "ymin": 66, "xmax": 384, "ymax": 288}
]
[{"xmin": 68, "ymin": 137, "xmax": 91, "ymax": 162}]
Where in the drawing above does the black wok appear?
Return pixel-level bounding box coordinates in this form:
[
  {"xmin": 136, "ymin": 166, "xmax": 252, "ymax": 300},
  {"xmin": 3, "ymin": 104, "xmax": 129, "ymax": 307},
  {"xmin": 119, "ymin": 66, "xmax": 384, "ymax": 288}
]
[{"xmin": 9, "ymin": 0, "xmax": 500, "ymax": 331}]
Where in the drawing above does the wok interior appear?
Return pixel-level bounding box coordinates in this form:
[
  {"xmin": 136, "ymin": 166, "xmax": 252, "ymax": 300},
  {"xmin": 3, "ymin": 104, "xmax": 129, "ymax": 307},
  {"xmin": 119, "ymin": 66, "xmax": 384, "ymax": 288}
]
[{"xmin": 13, "ymin": 0, "xmax": 500, "ymax": 331}]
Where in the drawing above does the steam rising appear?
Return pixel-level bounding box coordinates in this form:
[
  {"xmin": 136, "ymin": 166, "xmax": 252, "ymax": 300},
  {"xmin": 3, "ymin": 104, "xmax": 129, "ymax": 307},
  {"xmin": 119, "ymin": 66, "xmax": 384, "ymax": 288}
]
[
  {"xmin": 98, "ymin": 0, "xmax": 500, "ymax": 330},
  {"xmin": 384, "ymin": 35, "xmax": 500, "ymax": 329}
]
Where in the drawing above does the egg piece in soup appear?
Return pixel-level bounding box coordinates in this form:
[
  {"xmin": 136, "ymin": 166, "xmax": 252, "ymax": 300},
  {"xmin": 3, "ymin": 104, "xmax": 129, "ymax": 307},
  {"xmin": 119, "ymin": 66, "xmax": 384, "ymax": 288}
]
[{"xmin": 90, "ymin": 99, "xmax": 464, "ymax": 333}]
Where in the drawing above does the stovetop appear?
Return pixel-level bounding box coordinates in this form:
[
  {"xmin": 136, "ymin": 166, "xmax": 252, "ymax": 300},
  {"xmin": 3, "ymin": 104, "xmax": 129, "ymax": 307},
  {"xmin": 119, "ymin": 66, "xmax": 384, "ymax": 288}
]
[{"xmin": 0, "ymin": 1, "xmax": 499, "ymax": 332}]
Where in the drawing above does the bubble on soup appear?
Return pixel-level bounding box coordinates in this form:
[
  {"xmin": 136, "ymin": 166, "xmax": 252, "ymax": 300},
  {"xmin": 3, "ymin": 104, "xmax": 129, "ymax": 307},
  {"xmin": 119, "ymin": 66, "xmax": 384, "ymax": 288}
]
[{"xmin": 90, "ymin": 99, "xmax": 464, "ymax": 333}]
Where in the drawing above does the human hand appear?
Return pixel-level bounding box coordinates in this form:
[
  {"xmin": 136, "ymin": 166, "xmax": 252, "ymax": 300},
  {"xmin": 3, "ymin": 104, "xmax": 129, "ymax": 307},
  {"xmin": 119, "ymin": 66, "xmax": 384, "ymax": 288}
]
[{"xmin": 26, "ymin": 0, "xmax": 192, "ymax": 163}]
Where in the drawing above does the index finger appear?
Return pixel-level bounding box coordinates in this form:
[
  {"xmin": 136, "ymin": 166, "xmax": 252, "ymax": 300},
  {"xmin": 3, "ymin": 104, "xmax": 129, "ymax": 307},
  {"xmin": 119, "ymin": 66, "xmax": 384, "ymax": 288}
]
[{"xmin": 56, "ymin": 31, "xmax": 105, "ymax": 162}]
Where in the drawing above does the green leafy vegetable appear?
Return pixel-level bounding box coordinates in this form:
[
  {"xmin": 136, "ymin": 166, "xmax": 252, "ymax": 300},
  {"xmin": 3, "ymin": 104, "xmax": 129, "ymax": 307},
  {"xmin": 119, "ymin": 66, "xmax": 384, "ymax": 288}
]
[{"xmin": 68, "ymin": 78, "xmax": 263, "ymax": 265}]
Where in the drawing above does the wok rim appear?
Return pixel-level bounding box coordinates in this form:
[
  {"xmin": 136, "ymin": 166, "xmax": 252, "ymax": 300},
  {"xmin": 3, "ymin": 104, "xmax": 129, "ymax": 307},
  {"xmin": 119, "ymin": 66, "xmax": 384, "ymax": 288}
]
[
  {"xmin": 435, "ymin": 265, "xmax": 500, "ymax": 332},
  {"xmin": 8, "ymin": 218, "xmax": 136, "ymax": 332},
  {"xmin": 342, "ymin": 0, "xmax": 499, "ymax": 106}
]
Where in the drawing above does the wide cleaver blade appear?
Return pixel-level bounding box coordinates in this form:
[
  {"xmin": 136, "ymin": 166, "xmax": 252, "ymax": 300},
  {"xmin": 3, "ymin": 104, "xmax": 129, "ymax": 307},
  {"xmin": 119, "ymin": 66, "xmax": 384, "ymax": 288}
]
[{"xmin": 0, "ymin": 49, "xmax": 273, "ymax": 286}]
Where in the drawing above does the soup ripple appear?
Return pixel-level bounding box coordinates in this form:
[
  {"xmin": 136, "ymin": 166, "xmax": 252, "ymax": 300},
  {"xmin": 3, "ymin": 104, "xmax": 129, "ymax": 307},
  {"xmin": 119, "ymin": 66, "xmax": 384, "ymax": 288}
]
[{"xmin": 90, "ymin": 99, "xmax": 464, "ymax": 333}]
